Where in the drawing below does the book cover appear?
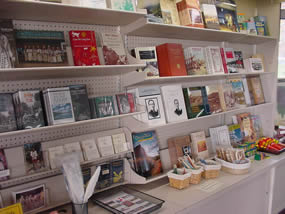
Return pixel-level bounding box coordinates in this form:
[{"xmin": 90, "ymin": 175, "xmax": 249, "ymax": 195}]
[
  {"xmin": 107, "ymin": 0, "xmax": 135, "ymax": 11},
  {"xmin": 250, "ymin": 115, "xmax": 263, "ymax": 140},
  {"xmin": 97, "ymin": 136, "xmax": 115, "ymax": 156},
  {"xmin": 161, "ymin": 85, "xmax": 188, "ymax": 123},
  {"xmin": 206, "ymin": 85, "xmax": 223, "ymax": 114},
  {"xmin": 112, "ymin": 133, "xmax": 128, "ymax": 153},
  {"xmin": 88, "ymin": 97, "xmax": 97, "ymax": 119},
  {"xmin": 0, "ymin": 19, "xmax": 17, "ymax": 68},
  {"xmin": 16, "ymin": 30, "xmax": 68, "ymax": 67},
  {"xmin": 209, "ymin": 125, "xmax": 231, "ymax": 149},
  {"xmin": 24, "ymin": 142, "xmax": 45, "ymax": 174},
  {"xmin": 236, "ymin": 112, "xmax": 256, "ymax": 142},
  {"xmin": 255, "ymin": 21, "xmax": 265, "ymax": 36},
  {"xmin": 246, "ymin": 21, "xmax": 257, "ymax": 35},
  {"xmin": 222, "ymin": 82, "xmax": 237, "ymax": 110},
  {"xmin": 69, "ymin": 84, "xmax": 91, "ymax": 121},
  {"xmin": 156, "ymin": 43, "xmax": 187, "ymax": 77},
  {"xmin": 205, "ymin": 46, "xmax": 224, "ymax": 74},
  {"xmin": 96, "ymin": 163, "xmax": 111, "ymax": 189},
  {"xmin": 82, "ymin": 168, "xmax": 91, "ymax": 188},
  {"xmin": 254, "ymin": 16, "xmax": 269, "ymax": 36},
  {"xmin": 95, "ymin": 96, "xmax": 115, "ymax": 118},
  {"xmin": 48, "ymin": 146, "xmax": 65, "ymax": 169},
  {"xmin": 100, "ymin": 33, "xmax": 128, "ymax": 65},
  {"xmin": 63, "ymin": 142, "xmax": 84, "ymax": 162},
  {"xmin": 160, "ymin": 0, "xmax": 180, "ymax": 25},
  {"xmin": 81, "ymin": 139, "xmax": 100, "ymax": 161},
  {"xmin": 137, "ymin": 0, "xmax": 163, "ymax": 23},
  {"xmin": 44, "ymin": 87, "xmax": 75, "ymax": 125},
  {"xmin": 69, "ymin": 31, "xmax": 100, "ymax": 66},
  {"xmin": 242, "ymin": 77, "xmax": 252, "ymax": 106},
  {"xmin": 228, "ymin": 124, "xmax": 243, "ymax": 144},
  {"xmin": 220, "ymin": 48, "xmax": 228, "ymax": 74},
  {"xmin": 244, "ymin": 58, "xmax": 264, "ymax": 73},
  {"xmin": 184, "ymin": 47, "xmax": 207, "ymax": 75},
  {"xmin": 201, "ymin": 4, "xmax": 220, "ymax": 30},
  {"xmin": 80, "ymin": 0, "xmax": 107, "ymax": 8},
  {"xmin": 133, "ymin": 47, "xmax": 159, "ymax": 77},
  {"xmin": 216, "ymin": 1, "xmax": 239, "ymax": 32},
  {"xmin": 0, "ymin": 149, "xmax": 9, "ymax": 181},
  {"xmin": 234, "ymin": 51, "xmax": 245, "ymax": 72},
  {"xmin": 0, "ymin": 94, "xmax": 17, "ymax": 133},
  {"xmin": 116, "ymin": 93, "xmax": 135, "ymax": 114},
  {"xmin": 246, "ymin": 76, "xmax": 265, "ymax": 105},
  {"xmin": 111, "ymin": 159, "xmax": 124, "ymax": 184},
  {"xmin": 190, "ymin": 131, "xmax": 209, "ymax": 160},
  {"xmin": 132, "ymin": 131, "xmax": 162, "ymax": 178},
  {"xmin": 167, "ymin": 135, "xmax": 191, "ymax": 166},
  {"xmin": 15, "ymin": 90, "xmax": 45, "ymax": 129},
  {"xmin": 224, "ymin": 48, "xmax": 238, "ymax": 73},
  {"xmin": 228, "ymin": 78, "xmax": 247, "ymax": 108},
  {"xmin": 183, "ymin": 87, "xmax": 210, "ymax": 119}
]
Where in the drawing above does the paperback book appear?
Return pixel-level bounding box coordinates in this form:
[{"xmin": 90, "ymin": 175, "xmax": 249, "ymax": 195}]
[
  {"xmin": 205, "ymin": 46, "xmax": 224, "ymax": 74},
  {"xmin": 81, "ymin": 139, "xmax": 101, "ymax": 161},
  {"xmin": 106, "ymin": 0, "xmax": 136, "ymax": 11},
  {"xmin": 235, "ymin": 112, "xmax": 257, "ymax": 142},
  {"xmin": 201, "ymin": 3, "xmax": 220, "ymax": 30},
  {"xmin": 234, "ymin": 51, "xmax": 245, "ymax": 72},
  {"xmin": 0, "ymin": 94, "xmax": 17, "ymax": 133},
  {"xmin": 254, "ymin": 16, "xmax": 269, "ymax": 36},
  {"xmin": 228, "ymin": 78, "xmax": 247, "ymax": 108},
  {"xmin": 216, "ymin": 0, "xmax": 239, "ymax": 32},
  {"xmin": 0, "ymin": 149, "xmax": 9, "ymax": 181},
  {"xmin": 111, "ymin": 159, "xmax": 124, "ymax": 184},
  {"xmin": 48, "ymin": 146, "xmax": 65, "ymax": 169},
  {"xmin": 244, "ymin": 58, "xmax": 264, "ymax": 73},
  {"xmin": 222, "ymin": 82, "xmax": 237, "ymax": 110},
  {"xmin": 160, "ymin": 0, "xmax": 180, "ymax": 25},
  {"xmin": 228, "ymin": 124, "xmax": 243, "ymax": 144},
  {"xmin": 246, "ymin": 76, "xmax": 265, "ymax": 105},
  {"xmin": 95, "ymin": 96, "xmax": 116, "ymax": 118},
  {"xmin": 209, "ymin": 125, "xmax": 231, "ymax": 151},
  {"xmin": 112, "ymin": 133, "xmax": 128, "ymax": 153},
  {"xmin": 137, "ymin": 0, "xmax": 163, "ymax": 23},
  {"xmin": 96, "ymin": 163, "xmax": 112, "ymax": 189},
  {"xmin": 97, "ymin": 136, "xmax": 115, "ymax": 157},
  {"xmin": 88, "ymin": 97, "xmax": 97, "ymax": 119},
  {"xmin": 184, "ymin": 47, "xmax": 207, "ymax": 75},
  {"xmin": 246, "ymin": 21, "xmax": 257, "ymax": 35},
  {"xmin": 190, "ymin": 131, "xmax": 209, "ymax": 161},
  {"xmin": 24, "ymin": 142, "xmax": 45, "ymax": 174},
  {"xmin": 116, "ymin": 93, "xmax": 135, "ymax": 114},
  {"xmin": 223, "ymin": 48, "xmax": 238, "ymax": 73},
  {"xmin": 63, "ymin": 142, "xmax": 84, "ymax": 162},
  {"xmin": 250, "ymin": 115, "xmax": 263, "ymax": 140},
  {"xmin": 132, "ymin": 131, "xmax": 162, "ymax": 178},
  {"xmin": 206, "ymin": 85, "xmax": 223, "ymax": 114}
]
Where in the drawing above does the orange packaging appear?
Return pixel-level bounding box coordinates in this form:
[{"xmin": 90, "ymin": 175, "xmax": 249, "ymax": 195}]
[{"xmin": 156, "ymin": 43, "xmax": 187, "ymax": 77}]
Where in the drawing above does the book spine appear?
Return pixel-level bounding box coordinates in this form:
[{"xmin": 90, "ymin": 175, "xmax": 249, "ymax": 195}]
[{"xmin": 220, "ymin": 48, "xmax": 228, "ymax": 74}]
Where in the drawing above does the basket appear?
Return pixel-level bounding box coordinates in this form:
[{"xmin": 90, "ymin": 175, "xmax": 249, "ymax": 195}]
[
  {"xmin": 167, "ymin": 169, "xmax": 191, "ymax": 190},
  {"xmin": 200, "ymin": 160, "xmax": 221, "ymax": 179},
  {"xmin": 188, "ymin": 167, "xmax": 203, "ymax": 184},
  {"xmin": 215, "ymin": 156, "xmax": 251, "ymax": 175}
]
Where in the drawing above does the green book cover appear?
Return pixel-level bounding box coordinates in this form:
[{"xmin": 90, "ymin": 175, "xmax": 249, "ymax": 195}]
[{"xmin": 95, "ymin": 96, "xmax": 115, "ymax": 118}]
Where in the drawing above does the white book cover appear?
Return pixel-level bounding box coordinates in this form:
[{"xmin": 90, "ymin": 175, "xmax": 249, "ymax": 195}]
[
  {"xmin": 80, "ymin": 0, "xmax": 107, "ymax": 8},
  {"xmin": 190, "ymin": 131, "xmax": 209, "ymax": 160},
  {"xmin": 206, "ymin": 47, "xmax": 224, "ymax": 74},
  {"xmin": 242, "ymin": 77, "xmax": 252, "ymax": 106},
  {"xmin": 224, "ymin": 48, "xmax": 238, "ymax": 73},
  {"xmin": 161, "ymin": 85, "xmax": 188, "ymax": 123},
  {"xmin": 129, "ymin": 86, "xmax": 166, "ymax": 126},
  {"xmin": 81, "ymin": 139, "xmax": 100, "ymax": 161},
  {"xmin": 48, "ymin": 146, "xmax": 65, "ymax": 169},
  {"xmin": 244, "ymin": 58, "xmax": 264, "ymax": 73},
  {"xmin": 97, "ymin": 135, "xmax": 115, "ymax": 156},
  {"xmin": 112, "ymin": 133, "xmax": 128, "ymax": 153},
  {"xmin": 63, "ymin": 142, "xmax": 84, "ymax": 162},
  {"xmin": 210, "ymin": 126, "xmax": 232, "ymax": 150},
  {"xmin": 184, "ymin": 47, "xmax": 208, "ymax": 75},
  {"xmin": 106, "ymin": 0, "xmax": 136, "ymax": 11}
]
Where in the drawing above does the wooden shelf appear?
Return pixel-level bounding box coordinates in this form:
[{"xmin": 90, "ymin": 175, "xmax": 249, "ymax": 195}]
[
  {"xmin": 0, "ymin": 0, "xmax": 147, "ymax": 26},
  {"xmin": 0, "ymin": 64, "xmax": 146, "ymax": 81},
  {"xmin": 122, "ymin": 18, "xmax": 277, "ymax": 45}
]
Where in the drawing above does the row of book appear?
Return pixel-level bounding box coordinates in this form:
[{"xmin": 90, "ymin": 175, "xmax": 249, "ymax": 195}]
[
  {"xmin": 130, "ymin": 76, "xmax": 265, "ymax": 126},
  {"xmin": 132, "ymin": 43, "xmax": 264, "ymax": 78},
  {"xmin": 0, "ymin": 85, "xmax": 136, "ymax": 133}
]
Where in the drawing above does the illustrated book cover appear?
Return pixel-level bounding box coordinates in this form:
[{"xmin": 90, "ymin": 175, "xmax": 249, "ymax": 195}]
[
  {"xmin": 236, "ymin": 112, "xmax": 257, "ymax": 142},
  {"xmin": 95, "ymin": 96, "xmax": 115, "ymax": 118},
  {"xmin": 106, "ymin": 0, "xmax": 136, "ymax": 11},
  {"xmin": 111, "ymin": 159, "xmax": 124, "ymax": 184},
  {"xmin": 160, "ymin": 0, "xmax": 180, "ymax": 25},
  {"xmin": 96, "ymin": 163, "xmax": 111, "ymax": 189},
  {"xmin": 206, "ymin": 84, "xmax": 223, "ymax": 114},
  {"xmin": 201, "ymin": 3, "xmax": 220, "ymax": 30},
  {"xmin": 205, "ymin": 46, "xmax": 224, "ymax": 74},
  {"xmin": 24, "ymin": 142, "xmax": 45, "ymax": 174},
  {"xmin": 116, "ymin": 93, "xmax": 135, "ymax": 114},
  {"xmin": 246, "ymin": 76, "xmax": 265, "ymax": 105},
  {"xmin": 228, "ymin": 78, "xmax": 247, "ymax": 108},
  {"xmin": 244, "ymin": 58, "xmax": 264, "ymax": 73},
  {"xmin": 184, "ymin": 47, "xmax": 208, "ymax": 75},
  {"xmin": 132, "ymin": 131, "xmax": 162, "ymax": 178},
  {"xmin": 137, "ymin": 0, "xmax": 163, "ymax": 23},
  {"xmin": 250, "ymin": 114, "xmax": 263, "ymax": 140},
  {"xmin": 223, "ymin": 48, "xmax": 238, "ymax": 73},
  {"xmin": 222, "ymin": 81, "xmax": 237, "ymax": 110},
  {"xmin": 228, "ymin": 124, "xmax": 243, "ymax": 144},
  {"xmin": 0, "ymin": 149, "xmax": 9, "ymax": 181},
  {"xmin": 190, "ymin": 131, "xmax": 209, "ymax": 161},
  {"xmin": 0, "ymin": 93, "xmax": 17, "ymax": 133},
  {"xmin": 168, "ymin": 135, "xmax": 191, "ymax": 167}
]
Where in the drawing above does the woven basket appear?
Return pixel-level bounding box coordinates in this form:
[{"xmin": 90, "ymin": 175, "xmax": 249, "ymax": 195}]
[
  {"xmin": 188, "ymin": 167, "xmax": 203, "ymax": 184},
  {"xmin": 215, "ymin": 156, "xmax": 251, "ymax": 175},
  {"xmin": 167, "ymin": 170, "xmax": 191, "ymax": 190},
  {"xmin": 200, "ymin": 160, "xmax": 221, "ymax": 179}
]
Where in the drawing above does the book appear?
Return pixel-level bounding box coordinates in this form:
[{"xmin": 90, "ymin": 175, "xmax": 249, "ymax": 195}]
[
  {"xmin": 160, "ymin": 0, "xmax": 180, "ymax": 25},
  {"xmin": 88, "ymin": 97, "xmax": 97, "ymax": 119},
  {"xmin": 0, "ymin": 149, "xmax": 9, "ymax": 181},
  {"xmin": 246, "ymin": 76, "xmax": 265, "ymax": 105},
  {"xmin": 137, "ymin": 0, "xmax": 163, "ymax": 23},
  {"xmin": 176, "ymin": 0, "xmax": 204, "ymax": 28},
  {"xmin": 63, "ymin": 142, "xmax": 84, "ymax": 162},
  {"xmin": 116, "ymin": 93, "xmax": 135, "ymax": 114},
  {"xmin": 167, "ymin": 135, "xmax": 191, "ymax": 166},
  {"xmin": 184, "ymin": 47, "xmax": 208, "ymax": 75},
  {"xmin": 216, "ymin": 0, "xmax": 239, "ymax": 32},
  {"xmin": 242, "ymin": 77, "xmax": 251, "ymax": 106},
  {"xmin": 190, "ymin": 131, "xmax": 209, "ymax": 161},
  {"xmin": 0, "ymin": 19, "xmax": 17, "ymax": 68},
  {"xmin": 250, "ymin": 115, "xmax": 263, "ymax": 139},
  {"xmin": 236, "ymin": 112, "xmax": 257, "ymax": 142},
  {"xmin": 222, "ymin": 81, "xmax": 237, "ymax": 110},
  {"xmin": 0, "ymin": 203, "xmax": 23, "ymax": 214},
  {"xmin": 48, "ymin": 146, "xmax": 65, "ymax": 169},
  {"xmin": 96, "ymin": 163, "xmax": 111, "ymax": 189},
  {"xmin": 99, "ymin": 33, "xmax": 128, "ymax": 65},
  {"xmin": 160, "ymin": 85, "xmax": 188, "ymax": 123},
  {"xmin": 223, "ymin": 48, "xmax": 238, "ymax": 73},
  {"xmin": 234, "ymin": 51, "xmax": 245, "ymax": 72},
  {"xmin": 12, "ymin": 184, "xmax": 45, "ymax": 213},
  {"xmin": 97, "ymin": 136, "xmax": 115, "ymax": 156},
  {"xmin": 220, "ymin": 48, "xmax": 228, "ymax": 74},
  {"xmin": 24, "ymin": 142, "xmax": 45, "ymax": 174},
  {"xmin": 156, "ymin": 43, "xmax": 187, "ymax": 77},
  {"xmin": 209, "ymin": 125, "xmax": 231, "ymax": 151},
  {"xmin": 82, "ymin": 168, "xmax": 91, "ymax": 188},
  {"xmin": 201, "ymin": 4, "xmax": 220, "ymax": 30},
  {"xmin": 228, "ymin": 78, "xmax": 247, "ymax": 108},
  {"xmin": 43, "ymin": 87, "xmax": 75, "ymax": 125},
  {"xmin": 69, "ymin": 84, "xmax": 91, "ymax": 121},
  {"xmin": 111, "ymin": 159, "xmax": 124, "ymax": 184},
  {"xmin": 244, "ymin": 58, "xmax": 264, "ymax": 73},
  {"xmin": 0, "ymin": 94, "xmax": 17, "ymax": 133},
  {"xmin": 255, "ymin": 21, "xmax": 266, "ymax": 36},
  {"xmin": 4, "ymin": 147, "xmax": 25, "ymax": 178},
  {"xmin": 69, "ymin": 31, "xmax": 100, "ymax": 66},
  {"xmin": 206, "ymin": 85, "xmax": 223, "ymax": 114},
  {"xmin": 15, "ymin": 30, "xmax": 68, "ymax": 67},
  {"xmin": 106, "ymin": 0, "xmax": 135, "ymax": 11},
  {"xmin": 132, "ymin": 47, "xmax": 159, "ymax": 77},
  {"xmin": 254, "ymin": 16, "xmax": 269, "ymax": 36},
  {"xmin": 228, "ymin": 124, "xmax": 243, "ymax": 144},
  {"xmin": 129, "ymin": 86, "xmax": 166, "ymax": 126},
  {"xmin": 183, "ymin": 87, "xmax": 210, "ymax": 119},
  {"xmin": 81, "ymin": 139, "xmax": 101, "ymax": 161},
  {"xmin": 205, "ymin": 46, "xmax": 224, "ymax": 74},
  {"xmin": 246, "ymin": 21, "xmax": 257, "ymax": 35},
  {"xmin": 95, "ymin": 96, "xmax": 115, "ymax": 118},
  {"xmin": 112, "ymin": 133, "xmax": 128, "ymax": 153},
  {"xmin": 13, "ymin": 90, "xmax": 45, "ymax": 129},
  {"xmin": 80, "ymin": 0, "xmax": 107, "ymax": 8},
  {"xmin": 132, "ymin": 131, "xmax": 162, "ymax": 177}
]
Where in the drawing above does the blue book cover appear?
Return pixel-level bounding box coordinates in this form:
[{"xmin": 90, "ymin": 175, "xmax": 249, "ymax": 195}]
[
  {"xmin": 111, "ymin": 159, "xmax": 124, "ymax": 184},
  {"xmin": 229, "ymin": 124, "xmax": 243, "ymax": 144},
  {"xmin": 132, "ymin": 131, "xmax": 162, "ymax": 178}
]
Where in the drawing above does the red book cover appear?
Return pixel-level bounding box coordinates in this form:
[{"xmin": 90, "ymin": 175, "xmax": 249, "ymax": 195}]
[
  {"xmin": 220, "ymin": 48, "xmax": 228, "ymax": 74},
  {"xmin": 156, "ymin": 43, "xmax": 187, "ymax": 77},
  {"xmin": 69, "ymin": 31, "xmax": 100, "ymax": 66},
  {"xmin": 116, "ymin": 93, "xmax": 135, "ymax": 114}
]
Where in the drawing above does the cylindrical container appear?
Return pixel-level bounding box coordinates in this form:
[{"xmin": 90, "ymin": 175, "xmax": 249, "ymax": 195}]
[{"xmin": 72, "ymin": 202, "xmax": 88, "ymax": 214}]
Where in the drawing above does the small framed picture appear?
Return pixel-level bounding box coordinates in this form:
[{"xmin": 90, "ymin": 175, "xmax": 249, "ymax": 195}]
[
  {"xmin": 145, "ymin": 98, "xmax": 161, "ymax": 120},
  {"xmin": 12, "ymin": 184, "xmax": 45, "ymax": 213}
]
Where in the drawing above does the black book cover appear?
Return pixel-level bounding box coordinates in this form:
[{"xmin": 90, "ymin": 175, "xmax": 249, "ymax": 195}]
[
  {"xmin": 111, "ymin": 159, "xmax": 124, "ymax": 184},
  {"xmin": 96, "ymin": 163, "xmax": 111, "ymax": 189},
  {"xmin": 69, "ymin": 84, "xmax": 91, "ymax": 121},
  {"xmin": 0, "ymin": 93, "xmax": 17, "ymax": 133}
]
